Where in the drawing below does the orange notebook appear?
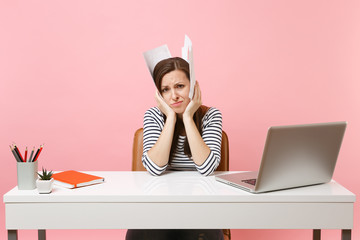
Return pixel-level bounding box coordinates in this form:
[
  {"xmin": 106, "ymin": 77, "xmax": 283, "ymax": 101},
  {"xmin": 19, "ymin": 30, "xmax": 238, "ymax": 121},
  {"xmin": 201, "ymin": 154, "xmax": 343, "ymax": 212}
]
[{"xmin": 52, "ymin": 170, "xmax": 104, "ymax": 189}]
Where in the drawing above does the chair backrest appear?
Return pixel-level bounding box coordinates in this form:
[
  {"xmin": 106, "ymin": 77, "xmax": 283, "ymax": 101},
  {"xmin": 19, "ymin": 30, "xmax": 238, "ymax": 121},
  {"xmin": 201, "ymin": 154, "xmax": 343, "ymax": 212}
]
[{"xmin": 132, "ymin": 128, "xmax": 229, "ymax": 171}]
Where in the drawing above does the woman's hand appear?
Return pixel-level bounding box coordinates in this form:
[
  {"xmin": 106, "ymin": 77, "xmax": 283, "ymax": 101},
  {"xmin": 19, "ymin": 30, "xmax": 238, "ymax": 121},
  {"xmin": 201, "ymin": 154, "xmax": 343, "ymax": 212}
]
[
  {"xmin": 155, "ymin": 90, "xmax": 176, "ymax": 120},
  {"xmin": 183, "ymin": 81, "xmax": 202, "ymax": 120},
  {"xmin": 182, "ymin": 81, "xmax": 211, "ymax": 167}
]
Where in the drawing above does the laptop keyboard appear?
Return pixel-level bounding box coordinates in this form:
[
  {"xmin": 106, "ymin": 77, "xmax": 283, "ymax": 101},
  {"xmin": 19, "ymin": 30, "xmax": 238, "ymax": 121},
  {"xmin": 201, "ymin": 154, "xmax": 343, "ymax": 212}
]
[{"xmin": 242, "ymin": 179, "xmax": 257, "ymax": 186}]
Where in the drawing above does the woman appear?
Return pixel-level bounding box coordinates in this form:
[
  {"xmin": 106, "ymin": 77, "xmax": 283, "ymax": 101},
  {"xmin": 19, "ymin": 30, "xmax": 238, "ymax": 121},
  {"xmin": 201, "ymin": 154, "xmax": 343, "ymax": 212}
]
[
  {"xmin": 142, "ymin": 57, "xmax": 223, "ymax": 176},
  {"xmin": 126, "ymin": 57, "xmax": 223, "ymax": 240}
]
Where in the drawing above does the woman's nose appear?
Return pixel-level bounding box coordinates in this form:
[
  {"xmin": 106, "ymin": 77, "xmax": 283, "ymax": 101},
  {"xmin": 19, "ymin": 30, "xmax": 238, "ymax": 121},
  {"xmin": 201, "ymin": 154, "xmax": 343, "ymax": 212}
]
[{"xmin": 171, "ymin": 89, "xmax": 179, "ymax": 100}]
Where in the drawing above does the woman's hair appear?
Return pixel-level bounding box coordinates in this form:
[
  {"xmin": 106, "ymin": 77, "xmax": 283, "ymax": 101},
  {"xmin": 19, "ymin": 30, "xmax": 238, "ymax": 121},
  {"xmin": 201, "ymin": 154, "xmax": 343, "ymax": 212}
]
[
  {"xmin": 153, "ymin": 57, "xmax": 190, "ymax": 89},
  {"xmin": 153, "ymin": 57, "xmax": 206, "ymax": 161}
]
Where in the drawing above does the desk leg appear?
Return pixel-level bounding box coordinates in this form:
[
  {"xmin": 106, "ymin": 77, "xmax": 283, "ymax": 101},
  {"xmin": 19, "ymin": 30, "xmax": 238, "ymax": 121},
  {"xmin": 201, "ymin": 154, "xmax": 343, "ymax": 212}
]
[
  {"xmin": 313, "ymin": 229, "xmax": 321, "ymax": 240},
  {"xmin": 8, "ymin": 230, "xmax": 18, "ymax": 240},
  {"xmin": 342, "ymin": 229, "xmax": 351, "ymax": 240},
  {"xmin": 38, "ymin": 230, "xmax": 46, "ymax": 240}
]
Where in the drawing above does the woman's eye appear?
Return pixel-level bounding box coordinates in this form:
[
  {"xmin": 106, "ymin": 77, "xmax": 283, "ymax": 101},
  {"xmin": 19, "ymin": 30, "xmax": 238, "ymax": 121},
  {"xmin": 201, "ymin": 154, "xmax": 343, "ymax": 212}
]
[
  {"xmin": 177, "ymin": 84, "xmax": 184, "ymax": 89},
  {"xmin": 161, "ymin": 88, "xmax": 168, "ymax": 93}
]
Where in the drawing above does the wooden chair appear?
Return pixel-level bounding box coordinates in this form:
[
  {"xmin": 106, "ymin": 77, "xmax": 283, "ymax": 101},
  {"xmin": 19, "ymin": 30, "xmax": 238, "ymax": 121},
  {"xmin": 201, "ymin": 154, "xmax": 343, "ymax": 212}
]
[{"xmin": 132, "ymin": 128, "xmax": 231, "ymax": 240}]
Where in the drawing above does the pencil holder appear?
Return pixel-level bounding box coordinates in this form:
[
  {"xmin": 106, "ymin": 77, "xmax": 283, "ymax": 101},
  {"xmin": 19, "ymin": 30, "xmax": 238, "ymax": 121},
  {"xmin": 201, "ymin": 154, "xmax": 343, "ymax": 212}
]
[{"xmin": 17, "ymin": 161, "xmax": 38, "ymax": 190}]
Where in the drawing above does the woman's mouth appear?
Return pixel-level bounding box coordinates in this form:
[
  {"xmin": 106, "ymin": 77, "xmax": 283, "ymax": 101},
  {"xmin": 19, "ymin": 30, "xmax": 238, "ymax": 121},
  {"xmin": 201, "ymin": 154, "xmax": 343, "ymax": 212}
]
[{"xmin": 171, "ymin": 101, "xmax": 183, "ymax": 107}]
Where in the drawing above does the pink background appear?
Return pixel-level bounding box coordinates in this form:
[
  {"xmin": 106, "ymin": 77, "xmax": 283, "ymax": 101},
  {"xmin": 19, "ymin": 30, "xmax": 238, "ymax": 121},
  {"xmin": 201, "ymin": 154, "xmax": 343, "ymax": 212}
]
[{"xmin": 1, "ymin": 0, "xmax": 359, "ymax": 239}]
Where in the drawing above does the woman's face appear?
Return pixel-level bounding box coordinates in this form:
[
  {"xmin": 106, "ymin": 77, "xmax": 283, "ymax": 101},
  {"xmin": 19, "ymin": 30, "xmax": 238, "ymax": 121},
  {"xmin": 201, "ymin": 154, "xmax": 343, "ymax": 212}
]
[{"xmin": 160, "ymin": 69, "xmax": 191, "ymax": 115}]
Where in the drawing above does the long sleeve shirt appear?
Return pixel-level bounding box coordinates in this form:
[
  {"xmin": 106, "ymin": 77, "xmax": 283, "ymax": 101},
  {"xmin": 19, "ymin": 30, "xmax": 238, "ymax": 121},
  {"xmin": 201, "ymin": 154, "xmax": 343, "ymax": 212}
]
[{"xmin": 142, "ymin": 107, "xmax": 223, "ymax": 176}]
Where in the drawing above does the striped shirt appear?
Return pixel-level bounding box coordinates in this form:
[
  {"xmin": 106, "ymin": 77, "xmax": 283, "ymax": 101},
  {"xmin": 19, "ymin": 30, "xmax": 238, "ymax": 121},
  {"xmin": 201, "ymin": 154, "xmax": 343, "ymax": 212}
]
[{"xmin": 142, "ymin": 107, "xmax": 223, "ymax": 176}]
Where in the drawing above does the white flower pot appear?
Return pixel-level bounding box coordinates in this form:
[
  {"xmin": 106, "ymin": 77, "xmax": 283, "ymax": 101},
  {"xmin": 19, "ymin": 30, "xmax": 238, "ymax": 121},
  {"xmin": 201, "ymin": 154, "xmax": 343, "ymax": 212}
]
[{"xmin": 36, "ymin": 178, "xmax": 54, "ymax": 194}]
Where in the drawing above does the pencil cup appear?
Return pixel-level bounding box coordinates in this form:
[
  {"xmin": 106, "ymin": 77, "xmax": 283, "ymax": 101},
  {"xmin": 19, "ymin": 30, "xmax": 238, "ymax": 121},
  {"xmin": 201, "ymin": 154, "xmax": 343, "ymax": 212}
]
[{"xmin": 17, "ymin": 161, "xmax": 38, "ymax": 190}]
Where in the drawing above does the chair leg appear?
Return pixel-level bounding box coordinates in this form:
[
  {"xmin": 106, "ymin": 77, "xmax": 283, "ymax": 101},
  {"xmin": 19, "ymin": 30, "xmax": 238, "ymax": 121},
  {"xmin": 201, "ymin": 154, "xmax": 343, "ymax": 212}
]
[
  {"xmin": 8, "ymin": 230, "xmax": 18, "ymax": 240},
  {"xmin": 342, "ymin": 229, "xmax": 351, "ymax": 240},
  {"xmin": 38, "ymin": 229, "xmax": 46, "ymax": 240},
  {"xmin": 313, "ymin": 229, "xmax": 321, "ymax": 240}
]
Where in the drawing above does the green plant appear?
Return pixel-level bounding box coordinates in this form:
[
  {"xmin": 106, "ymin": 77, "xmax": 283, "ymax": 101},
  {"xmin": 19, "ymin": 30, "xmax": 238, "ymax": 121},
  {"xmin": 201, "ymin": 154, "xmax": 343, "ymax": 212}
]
[{"xmin": 37, "ymin": 167, "xmax": 53, "ymax": 180}]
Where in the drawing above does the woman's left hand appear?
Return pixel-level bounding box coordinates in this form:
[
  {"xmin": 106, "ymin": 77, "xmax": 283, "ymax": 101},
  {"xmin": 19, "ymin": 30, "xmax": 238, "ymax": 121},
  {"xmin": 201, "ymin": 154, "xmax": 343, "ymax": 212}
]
[{"xmin": 183, "ymin": 81, "xmax": 202, "ymax": 119}]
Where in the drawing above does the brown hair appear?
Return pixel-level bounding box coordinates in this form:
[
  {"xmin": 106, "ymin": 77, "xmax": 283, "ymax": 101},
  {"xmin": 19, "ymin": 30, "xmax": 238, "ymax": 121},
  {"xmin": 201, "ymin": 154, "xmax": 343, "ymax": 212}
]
[{"xmin": 153, "ymin": 57, "xmax": 207, "ymax": 160}]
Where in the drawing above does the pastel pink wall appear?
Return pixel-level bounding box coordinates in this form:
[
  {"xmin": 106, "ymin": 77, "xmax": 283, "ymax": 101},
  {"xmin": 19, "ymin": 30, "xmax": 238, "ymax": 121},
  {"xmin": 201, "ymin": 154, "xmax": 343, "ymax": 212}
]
[{"xmin": 1, "ymin": 0, "xmax": 359, "ymax": 239}]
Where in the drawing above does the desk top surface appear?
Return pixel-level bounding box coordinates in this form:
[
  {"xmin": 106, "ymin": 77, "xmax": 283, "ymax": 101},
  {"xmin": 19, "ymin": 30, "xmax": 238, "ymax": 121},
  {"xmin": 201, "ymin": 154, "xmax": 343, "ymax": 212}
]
[{"xmin": 3, "ymin": 171, "xmax": 355, "ymax": 203}]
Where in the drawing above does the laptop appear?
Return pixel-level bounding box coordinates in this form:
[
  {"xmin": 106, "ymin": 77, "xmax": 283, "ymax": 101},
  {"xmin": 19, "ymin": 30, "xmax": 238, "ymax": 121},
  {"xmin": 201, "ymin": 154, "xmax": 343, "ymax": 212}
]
[{"xmin": 215, "ymin": 121, "xmax": 347, "ymax": 193}]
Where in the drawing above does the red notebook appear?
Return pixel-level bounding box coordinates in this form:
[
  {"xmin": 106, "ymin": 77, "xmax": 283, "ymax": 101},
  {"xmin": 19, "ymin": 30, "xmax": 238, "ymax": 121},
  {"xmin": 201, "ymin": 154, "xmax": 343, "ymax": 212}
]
[{"xmin": 52, "ymin": 170, "xmax": 104, "ymax": 189}]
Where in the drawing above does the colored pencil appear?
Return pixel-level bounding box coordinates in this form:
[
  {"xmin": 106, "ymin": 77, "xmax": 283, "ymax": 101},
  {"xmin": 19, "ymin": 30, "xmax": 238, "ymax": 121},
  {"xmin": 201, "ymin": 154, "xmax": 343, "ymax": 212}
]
[
  {"xmin": 24, "ymin": 147, "xmax": 28, "ymax": 162},
  {"xmin": 29, "ymin": 147, "xmax": 35, "ymax": 162},
  {"xmin": 32, "ymin": 146, "xmax": 40, "ymax": 162},
  {"xmin": 10, "ymin": 145, "xmax": 21, "ymax": 162},
  {"xmin": 14, "ymin": 144, "xmax": 24, "ymax": 162},
  {"xmin": 33, "ymin": 145, "xmax": 43, "ymax": 162}
]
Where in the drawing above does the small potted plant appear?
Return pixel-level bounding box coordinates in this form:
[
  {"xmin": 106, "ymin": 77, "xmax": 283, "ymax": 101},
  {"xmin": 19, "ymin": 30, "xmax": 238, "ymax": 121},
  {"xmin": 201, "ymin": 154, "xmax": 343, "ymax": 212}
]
[{"xmin": 36, "ymin": 168, "xmax": 54, "ymax": 194}]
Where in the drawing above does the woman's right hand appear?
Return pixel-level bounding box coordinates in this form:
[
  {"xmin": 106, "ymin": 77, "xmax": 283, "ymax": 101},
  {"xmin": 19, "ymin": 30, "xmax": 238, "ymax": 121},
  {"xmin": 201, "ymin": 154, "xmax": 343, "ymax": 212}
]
[{"xmin": 155, "ymin": 90, "xmax": 176, "ymax": 120}]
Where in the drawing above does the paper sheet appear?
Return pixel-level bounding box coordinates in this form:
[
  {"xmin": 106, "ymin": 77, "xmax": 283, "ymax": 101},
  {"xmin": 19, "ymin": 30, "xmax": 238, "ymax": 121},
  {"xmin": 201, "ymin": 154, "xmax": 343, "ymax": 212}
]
[
  {"xmin": 182, "ymin": 35, "xmax": 195, "ymax": 99},
  {"xmin": 143, "ymin": 35, "xmax": 195, "ymax": 99},
  {"xmin": 143, "ymin": 44, "xmax": 172, "ymax": 76}
]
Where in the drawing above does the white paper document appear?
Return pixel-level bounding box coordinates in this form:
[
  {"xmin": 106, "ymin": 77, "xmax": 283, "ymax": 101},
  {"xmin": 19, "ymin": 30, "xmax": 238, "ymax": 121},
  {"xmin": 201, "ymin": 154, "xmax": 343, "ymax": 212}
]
[
  {"xmin": 143, "ymin": 35, "xmax": 196, "ymax": 99},
  {"xmin": 143, "ymin": 44, "xmax": 172, "ymax": 76},
  {"xmin": 182, "ymin": 35, "xmax": 195, "ymax": 99}
]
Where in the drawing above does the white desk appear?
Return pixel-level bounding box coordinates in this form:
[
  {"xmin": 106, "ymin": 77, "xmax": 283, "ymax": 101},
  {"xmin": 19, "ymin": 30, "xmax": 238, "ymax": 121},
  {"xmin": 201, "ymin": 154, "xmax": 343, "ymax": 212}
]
[{"xmin": 3, "ymin": 171, "xmax": 355, "ymax": 240}]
